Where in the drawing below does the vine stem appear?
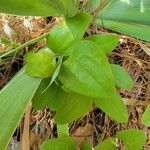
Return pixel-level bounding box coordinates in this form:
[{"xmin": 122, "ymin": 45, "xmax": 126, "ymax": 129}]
[{"xmin": 0, "ymin": 32, "xmax": 50, "ymax": 59}]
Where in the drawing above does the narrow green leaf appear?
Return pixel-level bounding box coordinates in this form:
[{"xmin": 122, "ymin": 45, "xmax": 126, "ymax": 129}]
[
  {"xmin": 111, "ymin": 64, "xmax": 133, "ymax": 90},
  {"xmin": 55, "ymin": 91, "xmax": 93, "ymax": 124},
  {"xmin": 116, "ymin": 129, "xmax": 147, "ymax": 150},
  {"xmin": 95, "ymin": 137, "xmax": 117, "ymax": 150},
  {"xmin": 57, "ymin": 124, "xmax": 69, "ymax": 138},
  {"xmin": 47, "ymin": 13, "xmax": 92, "ymax": 54},
  {"xmin": 96, "ymin": 0, "xmax": 150, "ymax": 41},
  {"xmin": 87, "ymin": 34, "xmax": 119, "ymax": 54},
  {"xmin": 0, "ymin": 0, "xmax": 78, "ymax": 17},
  {"xmin": 59, "ymin": 40, "xmax": 117, "ymax": 99},
  {"xmin": 142, "ymin": 104, "xmax": 150, "ymax": 126},
  {"xmin": 0, "ymin": 68, "xmax": 42, "ymax": 149},
  {"xmin": 40, "ymin": 138, "xmax": 76, "ymax": 150},
  {"xmin": 94, "ymin": 91, "xmax": 128, "ymax": 123},
  {"xmin": 24, "ymin": 51, "xmax": 56, "ymax": 78}
]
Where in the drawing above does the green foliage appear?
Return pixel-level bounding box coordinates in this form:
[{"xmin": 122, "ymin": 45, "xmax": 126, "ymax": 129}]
[
  {"xmin": 0, "ymin": 68, "xmax": 42, "ymax": 149},
  {"xmin": 95, "ymin": 0, "xmax": 150, "ymax": 41},
  {"xmin": 0, "ymin": 0, "xmax": 78, "ymax": 17},
  {"xmin": 81, "ymin": 142, "xmax": 92, "ymax": 150},
  {"xmin": 24, "ymin": 51, "xmax": 56, "ymax": 78},
  {"xmin": 59, "ymin": 40, "xmax": 116, "ymax": 99},
  {"xmin": 95, "ymin": 137, "xmax": 117, "ymax": 150},
  {"xmin": 111, "ymin": 64, "xmax": 133, "ymax": 90},
  {"xmin": 142, "ymin": 104, "xmax": 150, "ymax": 126},
  {"xmin": 87, "ymin": 34, "xmax": 119, "ymax": 54},
  {"xmin": 57, "ymin": 124, "xmax": 69, "ymax": 138},
  {"xmin": 55, "ymin": 90, "xmax": 93, "ymax": 124},
  {"xmin": 0, "ymin": 1, "xmax": 148, "ymax": 149},
  {"xmin": 47, "ymin": 13, "xmax": 92, "ymax": 55},
  {"xmin": 94, "ymin": 91, "xmax": 128, "ymax": 123},
  {"xmin": 32, "ymin": 79, "xmax": 62, "ymax": 111},
  {"xmin": 116, "ymin": 129, "xmax": 147, "ymax": 150},
  {"xmin": 40, "ymin": 138, "xmax": 76, "ymax": 150}
]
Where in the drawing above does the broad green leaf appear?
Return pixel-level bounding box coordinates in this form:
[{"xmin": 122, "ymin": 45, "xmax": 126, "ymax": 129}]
[
  {"xmin": 40, "ymin": 138, "xmax": 76, "ymax": 150},
  {"xmin": 94, "ymin": 91, "xmax": 128, "ymax": 123},
  {"xmin": 95, "ymin": 137, "xmax": 117, "ymax": 150},
  {"xmin": 55, "ymin": 91, "xmax": 93, "ymax": 124},
  {"xmin": 116, "ymin": 129, "xmax": 147, "ymax": 150},
  {"xmin": 142, "ymin": 104, "xmax": 150, "ymax": 126},
  {"xmin": 24, "ymin": 51, "xmax": 56, "ymax": 78},
  {"xmin": 87, "ymin": 34, "xmax": 119, "ymax": 54},
  {"xmin": 59, "ymin": 40, "xmax": 117, "ymax": 99},
  {"xmin": 0, "ymin": 68, "xmax": 42, "ymax": 150},
  {"xmin": 47, "ymin": 13, "xmax": 92, "ymax": 54},
  {"xmin": 57, "ymin": 124, "xmax": 69, "ymax": 138},
  {"xmin": 111, "ymin": 64, "xmax": 133, "ymax": 90},
  {"xmin": 32, "ymin": 79, "xmax": 63, "ymax": 111},
  {"xmin": 81, "ymin": 142, "xmax": 92, "ymax": 150},
  {"xmin": 96, "ymin": 0, "xmax": 150, "ymax": 41},
  {"xmin": 0, "ymin": 0, "xmax": 78, "ymax": 17}
]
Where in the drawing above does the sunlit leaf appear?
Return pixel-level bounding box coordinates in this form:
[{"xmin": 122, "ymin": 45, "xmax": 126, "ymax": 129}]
[
  {"xmin": 95, "ymin": 137, "xmax": 117, "ymax": 150},
  {"xmin": 0, "ymin": 68, "xmax": 42, "ymax": 149},
  {"xmin": 47, "ymin": 13, "xmax": 92, "ymax": 55},
  {"xmin": 116, "ymin": 129, "xmax": 147, "ymax": 150},
  {"xmin": 40, "ymin": 138, "xmax": 76, "ymax": 150},
  {"xmin": 87, "ymin": 34, "xmax": 119, "ymax": 54},
  {"xmin": 111, "ymin": 64, "xmax": 133, "ymax": 90},
  {"xmin": 24, "ymin": 51, "xmax": 56, "ymax": 78}
]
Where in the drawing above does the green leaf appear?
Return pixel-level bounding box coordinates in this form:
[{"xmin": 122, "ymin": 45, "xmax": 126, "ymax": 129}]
[
  {"xmin": 55, "ymin": 91, "xmax": 93, "ymax": 124},
  {"xmin": 32, "ymin": 79, "xmax": 63, "ymax": 111},
  {"xmin": 96, "ymin": 0, "xmax": 150, "ymax": 41},
  {"xmin": 111, "ymin": 64, "xmax": 133, "ymax": 90},
  {"xmin": 94, "ymin": 91, "xmax": 128, "ymax": 123},
  {"xmin": 40, "ymin": 138, "xmax": 76, "ymax": 150},
  {"xmin": 0, "ymin": 0, "xmax": 78, "ymax": 17},
  {"xmin": 0, "ymin": 68, "xmax": 42, "ymax": 150},
  {"xmin": 95, "ymin": 137, "xmax": 117, "ymax": 150},
  {"xmin": 116, "ymin": 129, "xmax": 147, "ymax": 150},
  {"xmin": 81, "ymin": 142, "xmax": 92, "ymax": 150},
  {"xmin": 24, "ymin": 51, "xmax": 56, "ymax": 78},
  {"xmin": 142, "ymin": 104, "xmax": 150, "ymax": 126},
  {"xmin": 87, "ymin": 34, "xmax": 119, "ymax": 54},
  {"xmin": 59, "ymin": 40, "xmax": 117, "ymax": 99},
  {"xmin": 57, "ymin": 124, "xmax": 69, "ymax": 138},
  {"xmin": 46, "ymin": 13, "xmax": 92, "ymax": 55}
]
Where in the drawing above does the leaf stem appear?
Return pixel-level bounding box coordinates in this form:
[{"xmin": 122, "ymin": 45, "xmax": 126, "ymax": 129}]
[{"xmin": 0, "ymin": 32, "xmax": 50, "ymax": 59}]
